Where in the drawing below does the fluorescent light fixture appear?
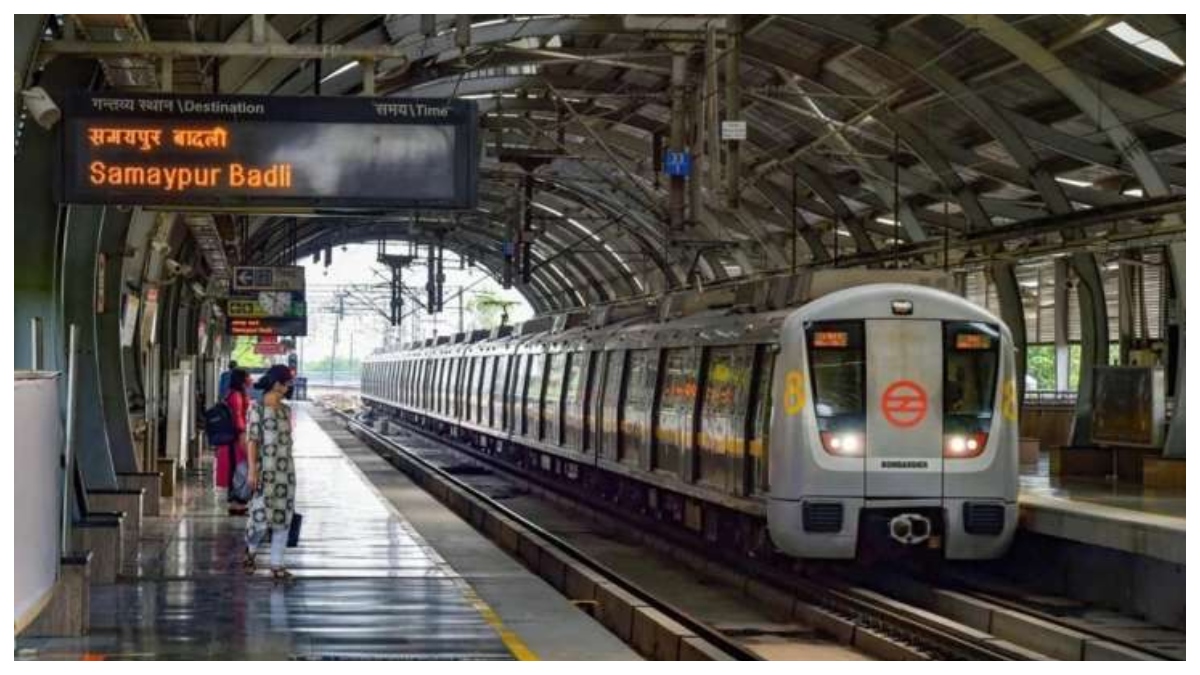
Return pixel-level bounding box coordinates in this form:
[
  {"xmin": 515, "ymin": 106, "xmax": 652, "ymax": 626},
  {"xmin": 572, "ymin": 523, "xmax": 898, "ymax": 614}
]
[
  {"xmin": 835, "ymin": 228, "xmax": 852, "ymax": 237},
  {"xmin": 1055, "ymin": 176, "xmax": 1092, "ymax": 188},
  {"xmin": 875, "ymin": 216, "xmax": 897, "ymax": 225},
  {"xmin": 320, "ymin": 60, "xmax": 360, "ymax": 84},
  {"xmin": 1123, "ymin": 188, "xmax": 1145, "ymax": 197},
  {"xmin": 1108, "ymin": 22, "xmax": 1184, "ymax": 66}
]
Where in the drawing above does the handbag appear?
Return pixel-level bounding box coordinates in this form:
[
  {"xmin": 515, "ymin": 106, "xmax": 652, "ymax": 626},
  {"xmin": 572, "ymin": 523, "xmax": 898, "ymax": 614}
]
[
  {"xmin": 287, "ymin": 512, "xmax": 303, "ymax": 548},
  {"xmin": 230, "ymin": 459, "xmax": 252, "ymax": 504}
]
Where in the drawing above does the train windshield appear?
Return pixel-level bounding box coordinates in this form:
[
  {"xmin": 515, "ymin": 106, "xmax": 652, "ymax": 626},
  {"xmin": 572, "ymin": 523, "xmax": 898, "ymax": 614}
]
[
  {"xmin": 944, "ymin": 322, "xmax": 1000, "ymax": 421},
  {"xmin": 806, "ymin": 321, "xmax": 865, "ymax": 420}
]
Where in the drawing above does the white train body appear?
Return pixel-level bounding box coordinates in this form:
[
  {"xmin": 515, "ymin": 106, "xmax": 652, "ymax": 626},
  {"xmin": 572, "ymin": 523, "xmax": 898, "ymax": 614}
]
[
  {"xmin": 767, "ymin": 284, "xmax": 1018, "ymax": 559},
  {"xmin": 362, "ymin": 282, "xmax": 1018, "ymax": 560}
]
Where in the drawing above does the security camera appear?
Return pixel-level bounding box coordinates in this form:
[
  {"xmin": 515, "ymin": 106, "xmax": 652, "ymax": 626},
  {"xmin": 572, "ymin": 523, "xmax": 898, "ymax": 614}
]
[{"xmin": 21, "ymin": 87, "xmax": 61, "ymax": 130}]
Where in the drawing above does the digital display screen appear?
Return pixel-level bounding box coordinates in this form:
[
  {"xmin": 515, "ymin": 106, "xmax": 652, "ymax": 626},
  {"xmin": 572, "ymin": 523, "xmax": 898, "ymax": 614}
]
[
  {"xmin": 955, "ymin": 334, "xmax": 992, "ymax": 350},
  {"xmin": 60, "ymin": 92, "xmax": 478, "ymax": 208},
  {"xmin": 813, "ymin": 331, "xmax": 849, "ymax": 348}
]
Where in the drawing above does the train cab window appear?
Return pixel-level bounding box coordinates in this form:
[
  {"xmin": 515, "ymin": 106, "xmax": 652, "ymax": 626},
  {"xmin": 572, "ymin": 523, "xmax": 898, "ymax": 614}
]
[
  {"xmin": 697, "ymin": 345, "xmax": 754, "ymax": 493},
  {"xmin": 621, "ymin": 349, "xmax": 658, "ymax": 468},
  {"xmin": 657, "ymin": 348, "xmax": 699, "ymax": 477},
  {"xmin": 543, "ymin": 353, "xmax": 567, "ymax": 444},
  {"xmin": 748, "ymin": 347, "xmax": 776, "ymax": 495},
  {"xmin": 563, "ymin": 352, "xmax": 588, "ymax": 451},
  {"xmin": 806, "ymin": 322, "xmax": 866, "ymax": 450},
  {"xmin": 944, "ymin": 323, "xmax": 1000, "ymax": 454},
  {"xmin": 524, "ymin": 354, "xmax": 546, "ymax": 437},
  {"xmin": 599, "ymin": 351, "xmax": 625, "ymax": 461}
]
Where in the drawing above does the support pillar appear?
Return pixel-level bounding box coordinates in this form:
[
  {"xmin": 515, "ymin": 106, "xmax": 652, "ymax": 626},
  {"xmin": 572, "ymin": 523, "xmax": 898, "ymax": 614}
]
[
  {"xmin": 1163, "ymin": 242, "xmax": 1185, "ymax": 459},
  {"xmin": 1069, "ymin": 253, "xmax": 1110, "ymax": 447},
  {"xmin": 990, "ymin": 261, "xmax": 1027, "ymax": 404},
  {"xmin": 1054, "ymin": 258, "xmax": 1070, "ymax": 391}
]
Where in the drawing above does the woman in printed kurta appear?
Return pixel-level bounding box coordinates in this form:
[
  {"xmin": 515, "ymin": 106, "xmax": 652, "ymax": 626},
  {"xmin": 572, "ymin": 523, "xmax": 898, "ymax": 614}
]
[{"xmin": 243, "ymin": 365, "xmax": 297, "ymax": 580}]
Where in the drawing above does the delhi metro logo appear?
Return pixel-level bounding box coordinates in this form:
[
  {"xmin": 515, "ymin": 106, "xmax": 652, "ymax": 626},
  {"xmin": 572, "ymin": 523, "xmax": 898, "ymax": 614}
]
[{"xmin": 882, "ymin": 380, "xmax": 928, "ymax": 428}]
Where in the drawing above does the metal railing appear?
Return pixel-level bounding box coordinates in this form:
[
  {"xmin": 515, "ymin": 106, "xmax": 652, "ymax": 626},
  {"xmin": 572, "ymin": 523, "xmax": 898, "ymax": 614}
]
[{"xmin": 1022, "ymin": 389, "xmax": 1078, "ymax": 406}]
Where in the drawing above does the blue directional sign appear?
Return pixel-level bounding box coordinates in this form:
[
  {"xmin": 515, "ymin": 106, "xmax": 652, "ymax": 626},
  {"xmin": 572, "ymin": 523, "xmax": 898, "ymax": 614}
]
[{"xmin": 664, "ymin": 151, "xmax": 692, "ymax": 177}]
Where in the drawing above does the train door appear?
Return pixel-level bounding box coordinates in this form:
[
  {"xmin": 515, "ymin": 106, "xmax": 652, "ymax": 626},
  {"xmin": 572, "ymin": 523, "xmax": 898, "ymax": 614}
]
[{"xmin": 864, "ymin": 320, "xmax": 943, "ymax": 497}]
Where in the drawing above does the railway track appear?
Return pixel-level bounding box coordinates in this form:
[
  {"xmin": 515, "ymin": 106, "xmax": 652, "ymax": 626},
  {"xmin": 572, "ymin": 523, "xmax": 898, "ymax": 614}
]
[{"xmin": 324, "ymin": 404, "xmax": 1065, "ymax": 660}]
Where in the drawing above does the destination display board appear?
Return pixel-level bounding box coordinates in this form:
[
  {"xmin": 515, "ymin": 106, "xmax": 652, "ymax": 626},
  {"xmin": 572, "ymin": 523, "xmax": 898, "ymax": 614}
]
[
  {"xmin": 60, "ymin": 92, "xmax": 479, "ymax": 209},
  {"xmin": 226, "ymin": 266, "xmax": 307, "ymax": 337}
]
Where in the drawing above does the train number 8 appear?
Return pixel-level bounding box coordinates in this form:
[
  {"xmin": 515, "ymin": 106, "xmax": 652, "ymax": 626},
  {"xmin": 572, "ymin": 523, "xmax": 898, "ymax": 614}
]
[{"xmin": 784, "ymin": 370, "xmax": 806, "ymax": 415}]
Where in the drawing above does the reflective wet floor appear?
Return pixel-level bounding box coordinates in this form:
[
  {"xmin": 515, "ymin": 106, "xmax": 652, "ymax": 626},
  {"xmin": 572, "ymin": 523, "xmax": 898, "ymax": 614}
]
[
  {"xmin": 1020, "ymin": 455, "xmax": 1186, "ymax": 520},
  {"xmin": 17, "ymin": 404, "xmax": 515, "ymax": 660}
]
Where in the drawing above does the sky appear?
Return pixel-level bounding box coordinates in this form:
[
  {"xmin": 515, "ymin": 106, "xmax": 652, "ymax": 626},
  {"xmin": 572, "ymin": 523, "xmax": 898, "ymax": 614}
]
[{"xmin": 294, "ymin": 243, "xmax": 533, "ymax": 364}]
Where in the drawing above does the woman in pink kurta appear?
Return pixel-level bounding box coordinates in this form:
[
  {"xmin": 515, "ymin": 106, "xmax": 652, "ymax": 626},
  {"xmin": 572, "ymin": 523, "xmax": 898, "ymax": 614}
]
[{"xmin": 215, "ymin": 369, "xmax": 251, "ymax": 515}]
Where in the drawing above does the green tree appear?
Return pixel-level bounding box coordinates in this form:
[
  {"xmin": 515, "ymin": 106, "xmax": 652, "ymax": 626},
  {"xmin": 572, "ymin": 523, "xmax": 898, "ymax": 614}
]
[
  {"xmin": 467, "ymin": 290, "xmax": 517, "ymax": 329},
  {"xmin": 230, "ymin": 336, "xmax": 270, "ymax": 368}
]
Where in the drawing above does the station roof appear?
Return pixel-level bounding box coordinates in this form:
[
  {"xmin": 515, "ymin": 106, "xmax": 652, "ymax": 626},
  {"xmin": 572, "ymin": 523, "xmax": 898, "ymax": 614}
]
[{"xmin": 46, "ymin": 14, "xmax": 1186, "ymax": 313}]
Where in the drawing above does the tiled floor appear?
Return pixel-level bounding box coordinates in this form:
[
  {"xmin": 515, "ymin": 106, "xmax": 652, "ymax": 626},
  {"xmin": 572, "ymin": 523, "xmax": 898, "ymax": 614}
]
[{"xmin": 17, "ymin": 404, "xmax": 515, "ymax": 660}]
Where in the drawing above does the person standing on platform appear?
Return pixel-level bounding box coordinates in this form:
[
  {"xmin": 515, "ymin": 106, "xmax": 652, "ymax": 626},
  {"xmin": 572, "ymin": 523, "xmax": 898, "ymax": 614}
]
[
  {"xmin": 216, "ymin": 369, "xmax": 251, "ymax": 515},
  {"xmin": 244, "ymin": 365, "xmax": 298, "ymax": 580},
  {"xmin": 218, "ymin": 360, "xmax": 239, "ymax": 400}
]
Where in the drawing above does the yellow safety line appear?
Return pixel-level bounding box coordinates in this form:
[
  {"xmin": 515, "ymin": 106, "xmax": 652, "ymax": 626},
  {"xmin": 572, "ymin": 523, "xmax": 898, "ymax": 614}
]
[{"xmin": 460, "ymin": 586, "xmax": 540, "ymax": 661}]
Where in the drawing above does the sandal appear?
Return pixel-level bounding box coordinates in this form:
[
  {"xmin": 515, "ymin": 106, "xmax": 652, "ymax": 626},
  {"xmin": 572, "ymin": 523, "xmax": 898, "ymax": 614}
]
[
  {"xmin": 242, "ymin": 549, "xmax": 257, "ymax": 574},
  {"xmin": 271, "ymin": 567, "xmax": 294, "ymax": 582}
]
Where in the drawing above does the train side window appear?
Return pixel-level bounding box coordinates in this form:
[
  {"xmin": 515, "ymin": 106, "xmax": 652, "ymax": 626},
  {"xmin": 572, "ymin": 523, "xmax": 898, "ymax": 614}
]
[
  {"xmin": 543, "ymin": 353, "xmax": 566, "ymax": 443},
  {"xmin": 657, "ymin": 348, "xmax": 699, "ymax": 477},
  {"xmin": 621, "ymin": 349, "xmax": 657, "ymax": 468},
  {"xmin": 581, "ymin": 351, "xmax": 597, "ymax": 453},
  {"xmin": 526, "ymin": 353, "xmax": 547, "ymax": 438},
  {"xmin": 600, "ymin": 350, "xmax": 624, "ymax": 461},
  {"xmin": 460, "ymin": 357, "xmax": 475, "ymax": 420},
  {"xmin": 510, "ymin": 354, "xmax": 527, "ymax": 434},
  {"xmin": 519, "ymin": 354, "xmax": 537, "ymax": 436},
  {"xmin": 697, "ymin": 345, "xmax": 754, "ymax": 493},
  {"xmin": 563, "ymin": 352, "xmax": 587, "ymax": 450},
  {"xmin": 470, "ymin": 353, "xmax": 484, "ymax": 420},
  {"xmin": 446, "ymin": 358, "xmax": 457, "ymax": 416},
  {"xmin": 748, "ymin": 346, "xmax": 776, "ymax": 495},
  {"xmin": 494, "ymin": 354, "xmax": 509, "ymax": 429}
]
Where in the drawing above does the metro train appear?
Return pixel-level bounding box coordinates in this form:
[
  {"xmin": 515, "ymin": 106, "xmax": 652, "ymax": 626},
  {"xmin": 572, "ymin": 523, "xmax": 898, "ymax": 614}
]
[{"xmin": 361, "ymin": 283, "xmax": 1018, "ymax": 560}]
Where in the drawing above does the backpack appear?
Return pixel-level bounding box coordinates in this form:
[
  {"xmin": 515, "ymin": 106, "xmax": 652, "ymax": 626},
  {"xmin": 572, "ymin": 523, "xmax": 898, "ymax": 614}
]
[{"xmin": 203, "ymin": 401, "xmax": 237, "ymax": 446}]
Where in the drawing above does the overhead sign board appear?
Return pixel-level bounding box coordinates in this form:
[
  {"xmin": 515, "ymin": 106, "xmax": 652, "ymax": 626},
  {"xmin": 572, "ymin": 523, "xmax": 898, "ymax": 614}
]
[
  {"xmin": 226, "ymin": 265, "xmax": 307, "ymax": 337},
  {"xmin": 60, "ymin": 92, "xmax": 479, "ymax": 209},
  {"xmin": 232, "ymin": 265, "xmax": 305, "ymax": 292}
]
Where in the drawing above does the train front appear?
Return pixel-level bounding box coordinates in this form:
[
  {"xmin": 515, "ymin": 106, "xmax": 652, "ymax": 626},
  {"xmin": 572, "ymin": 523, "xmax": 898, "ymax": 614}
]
[{"xmin": 767, "ymin": 283, "xmax": 1019, "ymax": 560}]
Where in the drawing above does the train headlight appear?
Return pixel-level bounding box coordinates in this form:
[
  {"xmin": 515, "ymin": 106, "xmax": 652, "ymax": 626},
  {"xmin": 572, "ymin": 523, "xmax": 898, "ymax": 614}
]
[
  {"xmin": 821, "ymin": 431, "xmax": 865, "ymax": 457},
  {"xmin": 944, "ymin": 432, "xmax": 988, "ymax": 458}
]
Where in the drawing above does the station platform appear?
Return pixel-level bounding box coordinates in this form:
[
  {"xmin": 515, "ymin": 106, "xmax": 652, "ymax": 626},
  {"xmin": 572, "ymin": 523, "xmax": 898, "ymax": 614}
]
[
  {"xmin": 16, "ymin": 403, "xmax": 637, "ymax": 660},
  {"xmin": 1017, "ymin": 459, "xmax": 1185, "ymax": 566}
]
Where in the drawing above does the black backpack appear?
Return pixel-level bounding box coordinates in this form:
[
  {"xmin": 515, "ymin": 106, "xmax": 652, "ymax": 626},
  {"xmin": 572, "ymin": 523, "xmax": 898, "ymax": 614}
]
[{"xmin": 203, "ymin": 401, "xmax": 237, "ymax": 446}]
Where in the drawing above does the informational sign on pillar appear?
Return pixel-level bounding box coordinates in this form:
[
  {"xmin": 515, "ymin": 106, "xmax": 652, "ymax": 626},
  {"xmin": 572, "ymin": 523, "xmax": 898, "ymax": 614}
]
[
  {"xmin": 663, "ymin": 150, "xmax": 692, "ymax": 177},
  {"xmin": 720, "ymin": 120, "xmax": 747, "ymax": 141}
]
